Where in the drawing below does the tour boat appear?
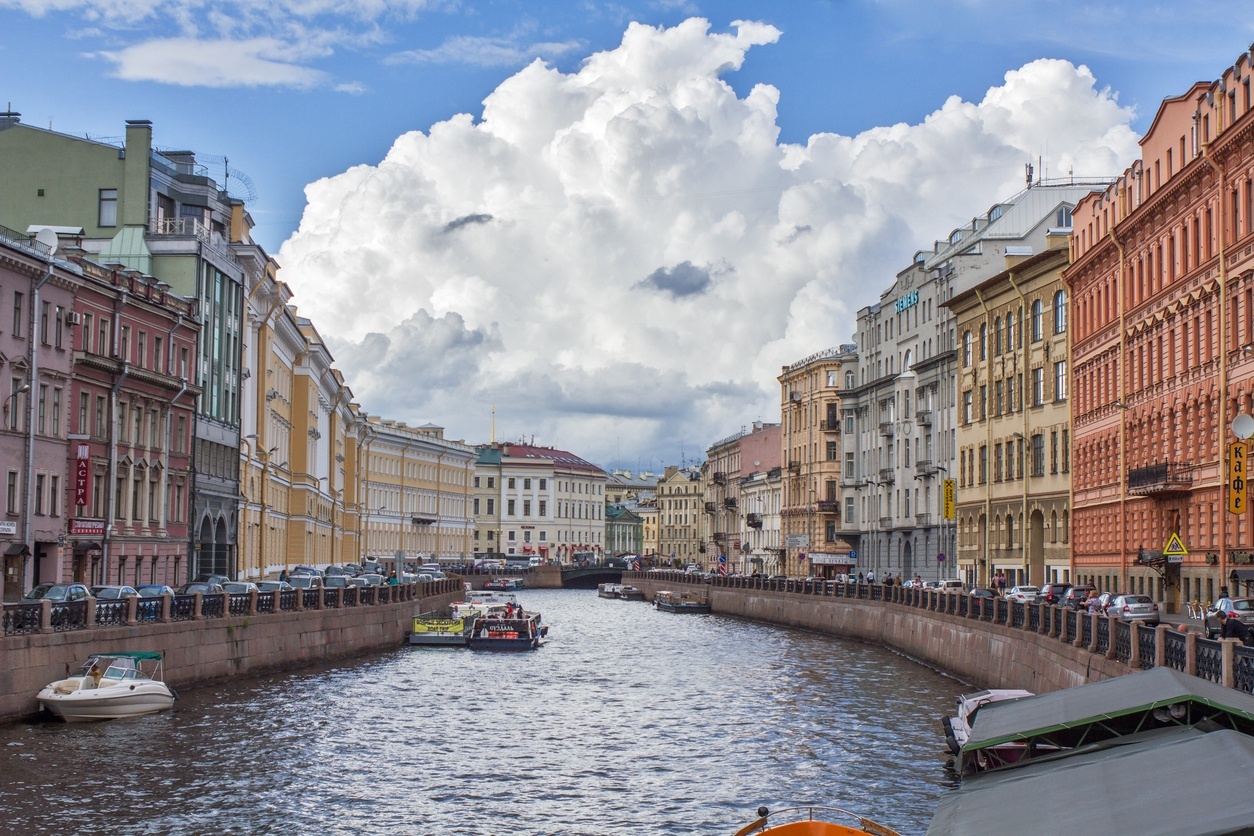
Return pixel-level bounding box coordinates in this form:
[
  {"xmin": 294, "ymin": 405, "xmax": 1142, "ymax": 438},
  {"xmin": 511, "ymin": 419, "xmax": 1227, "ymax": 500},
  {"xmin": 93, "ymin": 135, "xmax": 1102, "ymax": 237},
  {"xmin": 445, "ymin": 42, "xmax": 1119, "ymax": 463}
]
[
  {"xmin": 37, "ymin": 651, "xmax": 176, "ymax": 722},
  {"xmin": 940, "ymin": 688, "xmax": 1034, "ymax": 756},
  {"xmin": 598, "ymin": 582, "xmax": 623, "ymax": 598},
  {"xmin": 484, "ymin": 577, "xmax": 525, "ymax": 591},
  {"xmin": 654, "ymin": 589, "xmax": 711, "ymax": 614},
  {"xmin": 732, "ymin": 805, "xmax": 900, "ymax": 836},
  {"xmin": 409, "ymin": 613, "xmax": 471, "ymax": 647},
  {"xmin": 468, "ymin": 612, "xmax": 546, "ymax": 650},
  {"xmin": 618, "ymin": 585, "xmax": 646, "ymax": 601}
]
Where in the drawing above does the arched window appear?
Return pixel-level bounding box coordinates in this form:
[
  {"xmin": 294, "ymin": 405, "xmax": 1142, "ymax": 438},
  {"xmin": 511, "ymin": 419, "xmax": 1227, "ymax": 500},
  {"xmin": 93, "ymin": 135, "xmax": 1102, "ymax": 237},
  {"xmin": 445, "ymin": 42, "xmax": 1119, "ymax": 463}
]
[
  {"xmin": 963, "ymin": 331, "xmax": 972, "ymax": 366},
  {"xmin": 1053, "ymin": 289, "xmax": 1067, "ymax": 334},
  {"xmin": 995, "ymin": 316, "xmax": 1003, "ymax": 355},
  {"xmin": 1031, "ymin": 300, "xmax": 1043, "ymax": 341},
  {"xmin": 979, "ymin": 323, "xmax": 988, "ymax": 361},
  {"xmin": 1006, "ymin": 312, "xmax": 1016, "ymax": 350}
]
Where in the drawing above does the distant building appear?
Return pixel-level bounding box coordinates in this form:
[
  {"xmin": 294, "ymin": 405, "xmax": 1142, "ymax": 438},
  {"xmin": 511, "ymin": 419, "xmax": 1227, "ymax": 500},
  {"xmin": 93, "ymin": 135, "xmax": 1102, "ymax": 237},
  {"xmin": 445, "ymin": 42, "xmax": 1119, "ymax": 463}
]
[
  {"xmin": 655, "ymin": 465, "xmax": 703, "ymax": 567},
  {"xmin": 605, "ymin": 503, "xmax": 643, "ymax": 556},
  {"xmin": 738, "ymin": 421, "xmax": 782, "ymax": 575},
  {"xmin": 474, "ymin": 442, "xmax": 607, "ymax": 561}
]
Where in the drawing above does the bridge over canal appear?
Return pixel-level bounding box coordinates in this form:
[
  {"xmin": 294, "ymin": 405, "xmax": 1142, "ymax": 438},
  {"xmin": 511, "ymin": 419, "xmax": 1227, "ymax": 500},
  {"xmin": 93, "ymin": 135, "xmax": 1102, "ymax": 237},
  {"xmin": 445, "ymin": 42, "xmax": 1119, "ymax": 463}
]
[{"xmin": 560, "ymin": 565, "xmax": 624, "ymax": 589}]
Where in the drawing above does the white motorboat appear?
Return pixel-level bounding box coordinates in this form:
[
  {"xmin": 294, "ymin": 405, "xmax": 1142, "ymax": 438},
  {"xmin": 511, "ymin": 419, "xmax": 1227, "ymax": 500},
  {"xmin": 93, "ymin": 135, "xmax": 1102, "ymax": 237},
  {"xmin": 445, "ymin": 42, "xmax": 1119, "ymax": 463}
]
[
  {"xmin": 37, "ymin": 651, "xmax": 176, "ymax": 722},
  {"xmin": 941, "ymin": 688, "xmax": 1033, "ymax": 755}
]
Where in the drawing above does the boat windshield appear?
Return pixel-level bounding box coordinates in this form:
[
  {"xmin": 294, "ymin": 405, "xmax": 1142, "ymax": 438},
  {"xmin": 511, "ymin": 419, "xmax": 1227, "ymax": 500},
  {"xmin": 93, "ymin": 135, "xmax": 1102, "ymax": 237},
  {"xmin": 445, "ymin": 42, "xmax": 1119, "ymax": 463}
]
[{"xmin": 74, "ymin": 655, "xmax": 143, "ymax": 680}]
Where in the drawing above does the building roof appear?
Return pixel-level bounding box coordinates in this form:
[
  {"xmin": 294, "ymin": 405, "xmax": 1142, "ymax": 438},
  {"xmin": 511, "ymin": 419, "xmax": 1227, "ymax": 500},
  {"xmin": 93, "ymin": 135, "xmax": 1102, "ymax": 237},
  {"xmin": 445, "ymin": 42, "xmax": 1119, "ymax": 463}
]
[{"xmin": 477, "ymin": 443, "xmax": 606, "ymax": 476}]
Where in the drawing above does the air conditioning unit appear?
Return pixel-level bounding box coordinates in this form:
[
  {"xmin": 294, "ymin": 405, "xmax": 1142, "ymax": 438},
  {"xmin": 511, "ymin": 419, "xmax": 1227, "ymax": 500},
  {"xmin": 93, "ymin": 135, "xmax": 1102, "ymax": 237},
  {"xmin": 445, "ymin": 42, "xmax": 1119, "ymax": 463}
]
[{"xmin": 65, "ymin": 311, "xmax": 82, "ymax": 325}]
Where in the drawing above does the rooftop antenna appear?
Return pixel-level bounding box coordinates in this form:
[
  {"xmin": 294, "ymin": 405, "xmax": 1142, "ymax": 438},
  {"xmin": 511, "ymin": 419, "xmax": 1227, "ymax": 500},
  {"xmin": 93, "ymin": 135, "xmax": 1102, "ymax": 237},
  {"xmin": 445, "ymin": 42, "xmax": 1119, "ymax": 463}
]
[
  {"xmin": 1025, "ymin": 162, "xmax": 1034, "ymax": 189},
  {"xmin": 491, "ymin": 405, "xmax": 495, "ymax": 444}
]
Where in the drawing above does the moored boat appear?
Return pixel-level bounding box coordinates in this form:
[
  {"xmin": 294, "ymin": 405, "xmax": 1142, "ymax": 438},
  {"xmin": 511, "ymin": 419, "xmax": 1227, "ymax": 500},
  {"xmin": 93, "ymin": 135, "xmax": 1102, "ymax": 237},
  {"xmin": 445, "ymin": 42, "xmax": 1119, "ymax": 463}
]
[
  {"xmin": 468, "ymin": 612, "xmax": 546, "ymax": 650},
  {"xmin": 485, "ymin": 577, "xmax": 525, "ymax": 591},
  {"xmin": 733, "ymin": 805, "xmax": 899, "ymax": 835},
  {"xmin": 409, "ymin": 613, "xmax": 471, "ymax": 647},
  {"xmin": 654, "ymin": 589, "xmax": 711, "ymax": 614},
  {"xmin": 618, "ymin": 585, "xmax": 645, "ymax": 601},
  {"xmin": 37, "ymin": 651, "xmax": 176, "ymax": 722},
  {"xmin": 598, "ymin": 582, "xmax": 623, "ymax": 598},
  {"xmin": 940, "ymin": 688, "xmax": 1033, "ymax": 756}
]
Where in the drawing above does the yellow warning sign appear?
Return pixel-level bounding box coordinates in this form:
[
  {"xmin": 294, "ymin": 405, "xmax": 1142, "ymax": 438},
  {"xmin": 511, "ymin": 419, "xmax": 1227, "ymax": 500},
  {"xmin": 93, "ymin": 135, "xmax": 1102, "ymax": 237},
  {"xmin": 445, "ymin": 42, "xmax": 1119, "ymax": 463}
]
[{"xmin": 1163, "ymin": 532, "xmax": 1188, "ymax": 556}]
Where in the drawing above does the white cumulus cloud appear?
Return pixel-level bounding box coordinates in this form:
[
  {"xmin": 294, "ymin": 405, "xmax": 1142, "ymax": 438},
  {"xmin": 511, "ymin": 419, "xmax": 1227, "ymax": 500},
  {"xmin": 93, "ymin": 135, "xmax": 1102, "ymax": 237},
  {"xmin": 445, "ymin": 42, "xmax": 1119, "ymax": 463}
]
[{"xmin": 278, "ymin": 18, "xmax": 1140, "ymax": 467}]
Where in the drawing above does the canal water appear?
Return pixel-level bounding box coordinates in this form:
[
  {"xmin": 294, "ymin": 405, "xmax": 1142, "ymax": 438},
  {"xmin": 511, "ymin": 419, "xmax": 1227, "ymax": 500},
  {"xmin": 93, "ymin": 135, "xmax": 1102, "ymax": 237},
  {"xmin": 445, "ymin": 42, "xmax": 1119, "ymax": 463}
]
[{"xmin": 0, "ymin": 590, "xmax": 962, "ymax": 834}]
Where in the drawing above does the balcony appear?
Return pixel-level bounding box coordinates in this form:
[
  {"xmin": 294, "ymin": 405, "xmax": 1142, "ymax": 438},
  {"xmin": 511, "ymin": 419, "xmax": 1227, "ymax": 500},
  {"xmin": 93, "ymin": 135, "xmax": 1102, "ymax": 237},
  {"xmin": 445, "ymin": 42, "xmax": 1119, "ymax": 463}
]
[
  {"xmin": 747, "ymin": 513, "xmax": 763, "ymax": 528},
  {"xmin": 915, "ymin": 459, "xmax": 933, "ymax": 476},
  {"xmin": 724, "ymin": 497, "xmax": 738, "ymax": 509},
  {"xmin": 713, "ymin": 532, "xmax": 727, "ymax": 543},
  {"xmin": 916, "ymin": 409, "xmax": 932, "ymax": 426},
  {"xmin": 915, "ymin": 513, "xmax": 934, "ymax": 527},
  {"xmin": 704, "ymin": 501, "xmax": 717, "ymax": 513},
  {"xmin": 820, "ymin": 419, "xmax": 840, "ymax": 432},
  {"xmin": 1127, "ymin": 461, "xmax": 1194, "ymax": 496},
  {"xmin": 879, "ymin": 515, "xmax": 894, "ymax": 529},
  {"xmin": 816, "ymin": 500, "xmax": 838, "ymax": 513},
  {"xmin": 879, "ymin": 421, "xmax": 895, "ymax": 437},
  {"xmin": 712, "ymin": 472, "xmax": 727, "ymax": 486},
  {"xmin": 788, "ymin": 460, "xmax": 801, "ymax": 473},
  {"xmin": 878, "ymin": 467, "xmax": 895, "ymax": 484}
]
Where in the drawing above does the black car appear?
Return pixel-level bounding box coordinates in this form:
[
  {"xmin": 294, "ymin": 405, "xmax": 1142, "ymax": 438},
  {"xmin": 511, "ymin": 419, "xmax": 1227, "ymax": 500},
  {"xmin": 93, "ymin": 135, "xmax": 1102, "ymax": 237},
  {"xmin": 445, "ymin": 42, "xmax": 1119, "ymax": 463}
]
[
  {"xmin": 192, "ymin": 573, "xmax": 230, "ymax": 586},
  {"xmin": 1060, "ymin": 585, "xmax": 1097, "ymax": 610},
  {"xmin": 177, "ymin": 581, "xmax": 224, "ymax": 595},
  {"xmin": 1036, "ymin": 583, "xmax": 1072, "ymax": 606}
]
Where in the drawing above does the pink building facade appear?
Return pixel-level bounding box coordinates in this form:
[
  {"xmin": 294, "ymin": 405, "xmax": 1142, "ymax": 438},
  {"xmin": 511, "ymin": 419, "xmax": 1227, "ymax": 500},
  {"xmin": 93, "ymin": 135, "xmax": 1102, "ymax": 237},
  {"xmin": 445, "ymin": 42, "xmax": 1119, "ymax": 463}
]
[{"xmin": 1067, "ymin": 48, "xmax": 1254, "ymax": 610}]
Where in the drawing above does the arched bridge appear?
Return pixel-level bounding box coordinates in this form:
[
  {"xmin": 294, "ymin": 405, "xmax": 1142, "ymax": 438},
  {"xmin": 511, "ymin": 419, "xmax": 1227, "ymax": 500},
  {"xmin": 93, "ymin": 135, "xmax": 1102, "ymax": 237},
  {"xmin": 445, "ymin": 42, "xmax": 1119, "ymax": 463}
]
[{"xmin": 560, "ymin": 566, "xmax": 624, "ymax": 589}]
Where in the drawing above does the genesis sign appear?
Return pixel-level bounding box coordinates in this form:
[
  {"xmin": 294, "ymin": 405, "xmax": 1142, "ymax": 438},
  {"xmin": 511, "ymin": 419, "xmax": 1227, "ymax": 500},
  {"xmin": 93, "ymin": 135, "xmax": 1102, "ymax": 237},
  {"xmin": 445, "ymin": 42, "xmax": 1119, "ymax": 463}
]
[{"xmin": 895, "ymin": 290, "xmax": 919, "ymax": 314}]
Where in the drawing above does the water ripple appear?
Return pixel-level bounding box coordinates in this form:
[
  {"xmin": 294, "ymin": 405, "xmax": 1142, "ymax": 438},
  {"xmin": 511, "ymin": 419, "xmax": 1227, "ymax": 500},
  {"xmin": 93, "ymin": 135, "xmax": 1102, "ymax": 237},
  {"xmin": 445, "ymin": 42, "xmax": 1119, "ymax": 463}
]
[{"xmin": 0, "ymin": 589, "xmax": 961, "ymax": 834}]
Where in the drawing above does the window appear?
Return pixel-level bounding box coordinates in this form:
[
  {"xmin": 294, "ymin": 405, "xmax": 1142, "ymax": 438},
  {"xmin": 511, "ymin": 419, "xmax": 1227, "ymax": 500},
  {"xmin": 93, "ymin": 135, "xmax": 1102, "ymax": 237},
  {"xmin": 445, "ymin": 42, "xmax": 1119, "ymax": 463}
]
[
  {"xmin": 1007, "ymin": 312, "xmax": 1016, "ymax": 349},
  {"xmin": 1054, "ymin": 361, "xmax": 1067, "ymax": 401},
  {"xmin": 52, "ymin": 387, "xmax": 61, "ymax": 435},
  {"xmin": 1032, "ymin": 367, "xmax": 1044, "ymax": 406},
  {"xmin": 1031, "ymin": 300, "xmax": 1043, "ymax": 341},
  {"xmin": 523, "ymin": 478, "xmax": 531, "ymax": 489},
  {"xmin": 54, "ymin": 306, "xmax": 63, "ymax": 348},
  {"xmin": 1031, "ymin": 434, "xmax": 1045, "ymax": 477},
  {"xmin": 826, "ymin": 441, "xmax": 839, "ymax": 461},
  {"xmin": 539, "ymin": 500, "xmax": 546, "ymax": 516},
  {"xmin": 508, "ymin": 499, "xmax": 516, "ymax": 515},
  {"xmin": 474, "ymin": 476, "xmax": 481, "ymax": 488},
  {"xmin": 1051, "ymin": 430, "xmax": 1059, "ymax": 474},
  {"xmin": 487, "ymin": 498, "xmax": 495, "ymax": 514},
  {"xmin": 95, "ymin": 396, "xmax": 105, "ymax": 437},
  {"xmin": 37, "ymin": 385, "xmax": 46, "ymax": 434},
  {"xmin": 1053, "ymin": 290, "xmax": 1067, "ymax": 334},
  {"xmin": 473, "ymin": 498, "xmax": 480, "ymax": 514},
  {"xmin": 49, "ymin": 474, "xmax": 59, "ymax": 517},
  {"xmin": 6, "ymin": 471, "xmax": 16, "ymax": 513},
  {"xmin": 508, "ymin": 477, "xmax": 516, "ymax": 489},
  {"xmin": 979, "ymin": 323, "xmax": 988, "ymax": 360},
  {"xmin": 844, "ymin": 414, "xmax": 854, "ymax": 434},
  {"xmin": 137, "ymin": 332, "xmax": 146, "ymax": 368},
  {"xmin": 963, "ymin": 390, "xmax": 973, "ymax": 424},
  {"xmin": 994, "ymin": 316, "xmax": 1003, "ymax": 355},
  {"xmin": 83, "ymin": 313, "xmax": 93, "ymax": 352},
  {"xmin": 1062, "ymin": 429, "xmax": 1070, "ymax": 473},
  {"xmin": 153, "ymin": 336, "xmax": 162, "ymax": 373},
  {"xmin": 99, "ymin": 189, "xmax": 118, "ymax": 227},
  {"xmin": 40, "ymin": 301, "xmax": 50, "ymax": 344},
  {"xmin": 978, "ymin": 445, "xmax": 988, "ymax": 484},
  {"xmin": 78, "ymin": 392, "xmax": 88, "ymax": 435},
  {"xmin": 539, "ymin": 479, "xmax": 546, "ymax": 490},
  {"xmin": 844, "ymin": 451, "xmax": 855, "ymax": 478},
  {"xmin": 34, "ymin": 474, "xmax": 44, "ymax": 515},
  {"xmin": 12, "ymin": 291, "xmax": 23, "ymax": 337},
  {"xmin": 845, "ymin": 370, "xmax": 855, "ymax": 388},
  {"xmin": 963, "ymin": 331, "xmax": 972, "ymax": 366},
  {"xmin": 845, "ymin": 496, "xmax": 855, "ymax": 524},
  {"xmin": 487, "ymin": 477, "xmax": 495, "ymax": 488},
  {"xmin": 523, "ymin": 500, "xmax": 531, "ymax": 516}
]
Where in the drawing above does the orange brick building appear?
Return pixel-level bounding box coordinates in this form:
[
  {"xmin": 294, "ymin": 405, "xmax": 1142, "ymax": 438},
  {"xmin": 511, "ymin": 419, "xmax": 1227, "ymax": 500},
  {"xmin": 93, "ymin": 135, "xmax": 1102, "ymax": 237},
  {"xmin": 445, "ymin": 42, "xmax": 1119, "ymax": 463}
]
[{"xmin": 1067, "ymin": 47, "xmax": 1254, "ymax": 610}]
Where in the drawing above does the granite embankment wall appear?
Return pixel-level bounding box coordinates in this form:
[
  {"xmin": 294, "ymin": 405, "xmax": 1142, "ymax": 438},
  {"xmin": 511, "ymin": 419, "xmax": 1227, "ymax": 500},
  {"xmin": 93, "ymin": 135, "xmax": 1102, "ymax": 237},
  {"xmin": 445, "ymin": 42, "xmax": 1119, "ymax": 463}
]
[
  {"xmin": 0, "ymin": 585, "xmax": 463, "ymax": 723},
  {"xmin": 629, "ymin": 575, "xmax": 1131, "ymax": 694}
]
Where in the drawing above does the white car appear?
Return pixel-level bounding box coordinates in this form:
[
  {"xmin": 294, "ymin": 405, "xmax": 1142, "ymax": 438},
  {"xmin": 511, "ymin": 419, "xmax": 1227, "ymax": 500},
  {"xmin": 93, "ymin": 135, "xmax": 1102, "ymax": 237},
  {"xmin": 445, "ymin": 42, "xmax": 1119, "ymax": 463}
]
[{"xmin": 1005, "ymin": 585, "xmax": 1040, "ymax": 603}]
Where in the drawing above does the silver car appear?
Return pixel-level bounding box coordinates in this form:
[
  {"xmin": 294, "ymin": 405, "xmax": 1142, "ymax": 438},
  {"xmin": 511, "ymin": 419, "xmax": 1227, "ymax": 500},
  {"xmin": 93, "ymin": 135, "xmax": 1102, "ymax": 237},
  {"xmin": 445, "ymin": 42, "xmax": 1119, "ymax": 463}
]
[{"xmin": 1107, "ymin": 593, "xmax": 1159, "ymax": 624}]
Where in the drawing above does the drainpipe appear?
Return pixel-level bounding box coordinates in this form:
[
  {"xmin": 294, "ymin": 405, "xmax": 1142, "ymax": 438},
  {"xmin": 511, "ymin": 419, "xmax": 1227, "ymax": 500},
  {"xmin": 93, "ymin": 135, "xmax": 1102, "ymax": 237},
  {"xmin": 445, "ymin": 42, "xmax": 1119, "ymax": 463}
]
[
  {"xmin": 1005, "ymin": 271, "xmax": 1032, "ymax": 584},
  {"xmin": 161, "ymin": 314, "xmax": 186, "ymax": 539},
  {"xmin": 103, "ymin": 284, "xmax": 130, "ymax": 584},
  {"xmin": 22, "ymin": 253, "xmax": 55, "ymax": 593},
  {"xmin": 1199, "ymin": 134, "xmax": 1229, "ymax": 595},
  {"xmin": 1109, "ymin": 226, "xmax": 1129, "ymax": 594},
  {"xmin": 974, "ymin": 288, "xmax": 994, "ymax": 588}
]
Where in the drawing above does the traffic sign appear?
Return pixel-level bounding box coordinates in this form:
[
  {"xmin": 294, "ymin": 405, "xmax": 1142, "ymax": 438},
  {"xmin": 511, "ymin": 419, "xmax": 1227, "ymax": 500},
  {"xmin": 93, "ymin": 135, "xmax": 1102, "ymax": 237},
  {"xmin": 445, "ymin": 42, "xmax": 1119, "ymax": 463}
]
[
  {"xmin": 1230, "ymin": 440, "xmax": 1249, "ymax": 515},
  {"xmin": 848, "ymin": 550, "xmax": 857, "ymax": 561},
  {"xmin": 785, "ymin": 534, "xmax": 809, "ymax": 549},
  {"xmin": 1163, "ymin": 532, "xmax": 1188, "ymax": 557}
]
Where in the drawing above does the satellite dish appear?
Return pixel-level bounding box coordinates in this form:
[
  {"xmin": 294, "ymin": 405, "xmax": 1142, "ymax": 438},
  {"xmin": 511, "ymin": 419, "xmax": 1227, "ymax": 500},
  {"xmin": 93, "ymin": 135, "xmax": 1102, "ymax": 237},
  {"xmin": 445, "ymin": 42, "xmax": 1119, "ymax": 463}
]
[
  {"xmin": 1233, "ymin": 413, "xmax": 1254, "ymax": 440},
  {"xmin": 33, "ymin": 227, "xmax": 58, "ymax": 253}
]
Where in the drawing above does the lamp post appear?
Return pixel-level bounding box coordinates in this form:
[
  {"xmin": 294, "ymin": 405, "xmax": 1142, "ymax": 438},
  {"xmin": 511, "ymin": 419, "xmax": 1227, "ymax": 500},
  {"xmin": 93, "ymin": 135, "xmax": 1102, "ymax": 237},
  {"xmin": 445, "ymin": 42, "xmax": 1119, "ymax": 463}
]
[{"xmin": 361, "ymin": 503, "xmax": 386, "ymax": 566}]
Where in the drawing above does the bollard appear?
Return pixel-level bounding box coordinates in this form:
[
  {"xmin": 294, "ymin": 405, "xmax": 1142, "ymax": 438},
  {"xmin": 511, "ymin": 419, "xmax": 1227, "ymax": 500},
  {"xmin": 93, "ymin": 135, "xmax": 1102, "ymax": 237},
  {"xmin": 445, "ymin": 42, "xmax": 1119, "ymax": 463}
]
[
  {"xmin": 160, "ymin": 592, "xmax": 172, "ymax": 623},
  {"xmin": 248, "ymin": 590, "xmax": 259, "ymax": 616},
  {"xmin": 40, "ymin": 599, "xmax": 52, "ymax": 634},
  {"xmin": 126, "ymin": 595, "xmax": 139, "ymax": 626},
  {"xmin": 1155, "ymin": 624, "xmax": 1168, "ymax": 668},
  {"xmin": 1221, "ymin": 639, "xmax": 1236, "ymax": 689},
  {"xmin": 1184, "ymin": 631, "xmax": 1198, "ymax": 677},
  {"xmin": 192, "ymin": 592, "xmax": 203, "ymax": 619},
  {"xmin": 1105, "ymin": 615, "xmax": 1119, "ymax": 660}
]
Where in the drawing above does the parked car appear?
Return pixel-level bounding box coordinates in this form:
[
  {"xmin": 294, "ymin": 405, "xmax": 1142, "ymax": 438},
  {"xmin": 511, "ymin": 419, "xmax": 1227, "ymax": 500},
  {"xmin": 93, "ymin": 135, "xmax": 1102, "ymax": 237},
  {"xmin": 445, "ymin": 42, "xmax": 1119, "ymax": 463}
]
[
  {"xmin": 324, "ymin": 566, "xmax": 348, "ymax": 577},
  {"xmin": 1035, "ymin": 583, "xmax": 1072, "ymax": 606},
  {"xmin": 322, "ymin": 576, "xmax": 350, "ymax": 589},
  {"xmin": 969, "ymin": 588, "xmax": 998, "ymax": 599},
  {"xmin": 136, "ymin": 584, "xmax": 175, "ymax": 598},
  {"xmin": 1005, "ymin": 585, "xmax": 1041, "ymax": 604},
  {"xmin": 255, "ymin": 580, "xmax": 293, "ymax": 593},
  {"xmin": 221, "ymin": 581, "xmax": 259, "ymax": 595},
  {"xmin": 24, "ymin": 582, "xmax": 92, "ymax": 602},
  {"xmin": 290, "ymin": 565, "xmax": 323, "ymax": 578},
  {"xmin": 928, "ymin": 579, "xmax": 965, "ymax": 590},
  {"xmin": 286, "ymin": 574, "xmax": 323, "ymax": 590},
  {"xmin": 1061, "ymin": 585, "xmax": 1097, "ymax": 610},
  {"xmin": 1205, "ymin": 597, "xmax": 1254, "ymax": 638},
  {"xmin": 192, "ymin": 574, "xmax": 230, "ymax": 586},
  {"xmin": 89, "ymin": 585, "xmax": 138, "ymax": 600},
  {"xmin": 176, "ymin": 581, "xmax": 223, "ymax": 595},
  {"xmin": 359, "ymin": 574, "xmax": 385, "ymax": 586},
  {"xmin": 345, "ymin": 577, "xmax": 369, "ymax": 588},
  {"xmin": 1107, "ymin": 593, "xmax": 1160, "ymax": 624}
]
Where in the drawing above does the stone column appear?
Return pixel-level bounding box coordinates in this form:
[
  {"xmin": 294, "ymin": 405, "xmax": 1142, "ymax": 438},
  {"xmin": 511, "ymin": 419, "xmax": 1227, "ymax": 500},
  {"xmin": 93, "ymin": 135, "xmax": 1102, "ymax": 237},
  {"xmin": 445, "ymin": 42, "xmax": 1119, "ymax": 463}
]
[
  {"xmin": 1184, "ymin": 631, "xmax": 1197, "ymax": 676},
  {"xmin": 192, "ymin": 592, "xmax": 203, "ymax": 619},
  {"xmin": 1221, "ymin": 638, "xmax": 1236, "ymax": 689},
  {"xmin": 126, "ymin": 595, "xmax": 138, "ymax": 626},
  {"xmin": 39, "ymin": 599, "xmax": 52, "ymax": 633},
  {"xmin": 1105, "ymin": 615, "xmax": 1119, "ymax": 659},
  {"xmin": 1154, "ymin": 624, "xmax": 1168, "ymax": 667},
  {"xmin": 160, "ymin": 592, "xmax": 171, "ymax": 622},
  {"xmin": 248, "ymin": 590, "xmax": 258, "ymax": 616},
  {"xmin": 1128, "ymin": 624, "xmax": 1141, "ymax": 669}
]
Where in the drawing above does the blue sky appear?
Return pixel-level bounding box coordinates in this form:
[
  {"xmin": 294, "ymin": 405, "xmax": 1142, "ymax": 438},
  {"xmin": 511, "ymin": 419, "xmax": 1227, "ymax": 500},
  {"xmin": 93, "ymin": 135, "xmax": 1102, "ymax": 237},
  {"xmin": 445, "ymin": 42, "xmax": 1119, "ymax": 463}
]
[{"xmin": 1, "ymin": 1, "xmax": 1251, "ymax": 469}]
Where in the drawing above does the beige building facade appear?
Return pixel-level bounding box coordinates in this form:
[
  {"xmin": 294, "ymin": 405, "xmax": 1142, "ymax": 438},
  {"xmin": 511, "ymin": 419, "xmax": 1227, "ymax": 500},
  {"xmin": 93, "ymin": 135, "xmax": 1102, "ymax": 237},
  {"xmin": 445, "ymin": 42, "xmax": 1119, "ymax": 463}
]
[{"xmin": 948, "ymin": 238, "xmax": 1074, "ymax": 589}]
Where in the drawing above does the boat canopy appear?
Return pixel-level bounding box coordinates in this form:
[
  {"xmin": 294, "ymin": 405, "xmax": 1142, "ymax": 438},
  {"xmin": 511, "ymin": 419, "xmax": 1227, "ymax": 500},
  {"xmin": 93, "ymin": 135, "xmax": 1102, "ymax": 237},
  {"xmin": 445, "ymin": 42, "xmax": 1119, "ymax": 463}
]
[
  {"xmin": 932, "ymin": 727, "xmax": 1254, "ymax": 836},
  {"xmin": 960, "ymin": 667, "xmax": 1254, "ymax": 773},
  {"xmin": 92, "ymin": 651, "xmax": 163, "ymax": 661}
]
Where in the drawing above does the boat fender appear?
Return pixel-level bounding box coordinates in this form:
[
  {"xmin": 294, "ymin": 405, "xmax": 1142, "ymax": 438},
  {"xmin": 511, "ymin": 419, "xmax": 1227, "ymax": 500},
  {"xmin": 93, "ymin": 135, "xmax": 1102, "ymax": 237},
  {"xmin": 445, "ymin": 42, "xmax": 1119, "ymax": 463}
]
[{"xmin": 168, "ymin": 686, "xmax": 180, "ymax": 701}]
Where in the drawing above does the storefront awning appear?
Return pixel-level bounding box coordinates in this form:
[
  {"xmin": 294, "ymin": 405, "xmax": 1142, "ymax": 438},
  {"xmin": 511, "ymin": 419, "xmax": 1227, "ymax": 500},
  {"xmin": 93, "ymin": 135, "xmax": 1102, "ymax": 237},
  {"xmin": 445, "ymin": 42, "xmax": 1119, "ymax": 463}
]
[
  {"xmin": 73, "ymin": 541, "xmax": 102, "ymax": 552},
  {"xmin": 4, "ymin": 543, "xmax": 30, "ymax": 556}
]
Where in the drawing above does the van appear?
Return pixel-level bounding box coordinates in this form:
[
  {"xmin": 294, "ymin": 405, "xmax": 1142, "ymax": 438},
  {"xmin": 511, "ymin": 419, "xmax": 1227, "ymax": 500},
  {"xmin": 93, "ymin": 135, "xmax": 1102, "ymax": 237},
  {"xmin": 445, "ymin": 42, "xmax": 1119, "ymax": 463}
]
[
  {"xmin": 529, "ymin": 556, "xmax": 543, "ymax": 567},
  {"xmin": 931, "ymin": 579, "xmax": 964, "ymax": 590}
]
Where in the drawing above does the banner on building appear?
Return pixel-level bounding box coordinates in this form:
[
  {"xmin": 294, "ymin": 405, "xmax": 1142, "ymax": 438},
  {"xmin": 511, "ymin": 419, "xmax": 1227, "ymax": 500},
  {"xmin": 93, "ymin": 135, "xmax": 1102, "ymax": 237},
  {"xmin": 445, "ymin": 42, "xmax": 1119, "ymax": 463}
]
[
  {"xmin": 1229, "ymin": 440, "xmax": 1248, "ymax": 515},
  {"xmin": 75, "ymin": 444, "xmax": 90, "ymax": 507}
]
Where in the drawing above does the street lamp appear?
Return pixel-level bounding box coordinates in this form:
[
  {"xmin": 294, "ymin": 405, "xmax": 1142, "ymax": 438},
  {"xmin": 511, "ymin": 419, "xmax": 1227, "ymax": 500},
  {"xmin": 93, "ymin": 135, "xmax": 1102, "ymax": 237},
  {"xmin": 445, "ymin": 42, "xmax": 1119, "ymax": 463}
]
[
  {"xmin": 361, "ymin": 503, "xmax": 387, "ymax": 566},
  {"xmin": 2, "ymin": 382, "xmax": 29, "ymax": 428}
]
